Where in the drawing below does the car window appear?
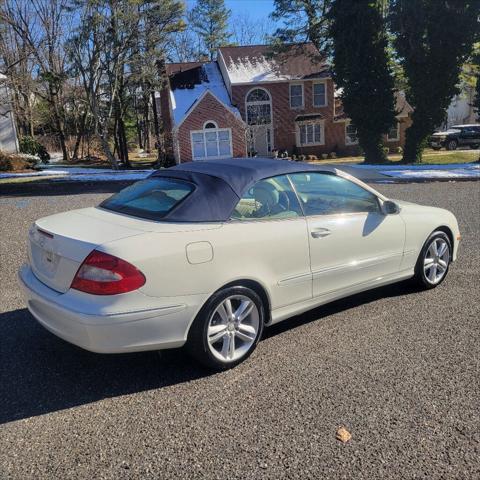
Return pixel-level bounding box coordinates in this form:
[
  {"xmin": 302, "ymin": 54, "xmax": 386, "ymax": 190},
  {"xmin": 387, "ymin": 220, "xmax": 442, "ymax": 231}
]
[
  {"xmin": 288, "ymin": 172, "xmax": 380, "ymax": 216},
  {"xmin": 231, "ymin": 174, "xmax": 303, "ymax": 220},
  {"xmin": 100, "ymin": 177, "xmax": 193, "ymax": 220}
]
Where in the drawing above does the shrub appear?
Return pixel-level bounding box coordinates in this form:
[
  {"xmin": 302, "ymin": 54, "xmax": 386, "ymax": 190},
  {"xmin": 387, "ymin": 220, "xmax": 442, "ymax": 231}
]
[
  {"xmin": 395, "ymin": 146, "xmax": 403, "ymax": 154},
  {"xmin": 307, "ymin": 155, "xmax": 318, "ymax": 160},
  {"xmin": 298, "ymin": 154, "xmax": 306, "ymax": 161},
  {"xmin": 19, "ymin": 136, "xmax": 50, "ymax": 163},
  {"xmin": 382, "ymin": 146, "xmax": 390, "ymax": 156},
  {"xmin": 0, "ymin": 151, "xmax": 13, "ymax": 171},
  {"xmin": 291, "ymin": 154, "xmax": 297, "ymax": 161},
  {"xmin": 328, "ymin": 152, "xmax": 337, "ymax": 159},
  {"xmin": 321, "ymin": 153, "xmax": 329, "ymax": 160}
]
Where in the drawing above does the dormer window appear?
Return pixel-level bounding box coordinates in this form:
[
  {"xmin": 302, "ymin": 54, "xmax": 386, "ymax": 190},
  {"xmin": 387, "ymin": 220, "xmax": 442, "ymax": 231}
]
[{"xmin": 290, "ymin": 84, "xmax": 304, "ymax": 109}]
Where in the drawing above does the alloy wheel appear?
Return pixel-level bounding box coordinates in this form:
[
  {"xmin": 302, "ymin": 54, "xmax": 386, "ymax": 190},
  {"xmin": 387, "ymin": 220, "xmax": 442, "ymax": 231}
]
[
  {"xmin": 207, "ymin": 295, "xmax": 260, "ymax": 363},
  {"xmin": 423, "ymin": 237, "xmax": 450, "ymax": 285}
]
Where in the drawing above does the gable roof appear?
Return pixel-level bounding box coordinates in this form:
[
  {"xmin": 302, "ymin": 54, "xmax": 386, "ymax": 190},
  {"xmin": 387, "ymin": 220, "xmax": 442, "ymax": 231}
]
[
  {"xmin": 218, "ymin": 44, "xmax": 330, "ymax": 85},
  {"xmin": 166, "ymin": 61, "xmax": 240, "ymax": 127}
]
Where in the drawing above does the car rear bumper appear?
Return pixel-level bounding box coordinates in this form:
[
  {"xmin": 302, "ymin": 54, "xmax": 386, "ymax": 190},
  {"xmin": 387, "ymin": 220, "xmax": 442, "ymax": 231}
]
[{"xmin": 18, "ymin": 264, "xmax": 206, "ymax": 353}]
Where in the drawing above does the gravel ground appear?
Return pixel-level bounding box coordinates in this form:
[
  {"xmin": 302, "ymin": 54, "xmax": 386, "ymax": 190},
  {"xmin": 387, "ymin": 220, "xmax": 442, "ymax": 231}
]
[{"xmin": 0, "ymin": 181, "xmax": 479, "ymax": 479}]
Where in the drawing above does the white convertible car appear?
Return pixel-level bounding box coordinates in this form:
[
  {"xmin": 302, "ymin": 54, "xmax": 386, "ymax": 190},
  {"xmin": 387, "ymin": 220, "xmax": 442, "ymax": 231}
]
[{"xmin": 19, "ymin": 158, "xmax": 460, "ymax": 369}]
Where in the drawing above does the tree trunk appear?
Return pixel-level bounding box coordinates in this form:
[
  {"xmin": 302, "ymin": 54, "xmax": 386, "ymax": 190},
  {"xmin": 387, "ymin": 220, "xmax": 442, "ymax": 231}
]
[
  {"xmin": 71, "ymin": 110, "xmax": 88, "ymax": 162},
  {"xmin": 402, "ymin": 120, "xmax": 429, "ymax": 163},
  {"xmin": 151, "ymin": 90, "xmax": 164, "ymax": 167},
  {"xmin": 359, "ymin": 132, "xmax": 388, "ymax": 164}
]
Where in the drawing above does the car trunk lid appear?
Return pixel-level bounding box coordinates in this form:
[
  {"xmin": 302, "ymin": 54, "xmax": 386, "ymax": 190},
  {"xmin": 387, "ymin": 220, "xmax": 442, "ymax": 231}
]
[{"xmin": 28, "ymin": 209, "xmax": 145, "ymax": 293}]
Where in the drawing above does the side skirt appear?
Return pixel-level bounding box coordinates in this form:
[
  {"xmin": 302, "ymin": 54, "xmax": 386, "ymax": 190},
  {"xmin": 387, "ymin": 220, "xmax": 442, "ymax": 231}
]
[{"xmin": 268, "ymin": 268, "xmax": 414, "ymax": 326}]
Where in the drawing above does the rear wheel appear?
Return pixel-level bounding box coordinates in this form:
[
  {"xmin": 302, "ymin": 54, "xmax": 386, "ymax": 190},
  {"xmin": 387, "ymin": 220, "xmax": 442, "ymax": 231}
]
[
  {"xmin": 431, "ymin": 146, "xmax": 442, "ymax": 151},
  {"xmin": 470, "ymin": 144, "xmax": 479, "ymax": 150},
  {"xmin": 186, "ymin": 286, "xmax": 264, "ymax": 370},
  {"xmin": 446, "ymin": 139, "xmax": 458, "ymax": 151},
  {"xmin": 412, "ymin": 231, "xmax": 451, "ymax": 289}
]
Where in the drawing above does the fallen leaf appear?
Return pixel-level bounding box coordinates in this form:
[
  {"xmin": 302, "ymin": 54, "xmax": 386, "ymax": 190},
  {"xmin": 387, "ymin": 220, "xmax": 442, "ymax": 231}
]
[{"xmin": 336, "ymin": 427, "xmax": 352, "ymax": 443}]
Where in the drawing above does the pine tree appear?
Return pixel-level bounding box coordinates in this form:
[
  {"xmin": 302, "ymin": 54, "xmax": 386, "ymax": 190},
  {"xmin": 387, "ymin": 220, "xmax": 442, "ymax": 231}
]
[
  {"xmin": 390, "ymin": 0, "xmax": 480, "ymax": 163},
  {"xmin": 329, "ymin": 0, "xmax": 396, "ymax": 163},
  {"xmin": 191, "ymin": 0, "xmax": 231, "ymax": 60}
]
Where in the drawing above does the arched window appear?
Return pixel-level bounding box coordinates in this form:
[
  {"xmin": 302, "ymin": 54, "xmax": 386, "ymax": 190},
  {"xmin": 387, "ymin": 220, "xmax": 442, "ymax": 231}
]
[
  {"xmin": 246, "ymin": 88, "xmax": 272, "ymax": 126},
  {"xmin": 204, "ymin": 121, "xmax": 217, "ymax": 129}
]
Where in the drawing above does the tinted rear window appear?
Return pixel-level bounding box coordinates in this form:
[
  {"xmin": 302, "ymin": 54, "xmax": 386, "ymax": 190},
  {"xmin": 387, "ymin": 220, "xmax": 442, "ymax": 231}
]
[{"xmin": 100, "ymin": 177, "xmax": 194, "ymax": 220}]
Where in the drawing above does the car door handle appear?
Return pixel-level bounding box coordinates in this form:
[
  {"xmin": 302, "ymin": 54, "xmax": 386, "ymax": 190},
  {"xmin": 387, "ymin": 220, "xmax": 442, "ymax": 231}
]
[{"xmin": 311, "ymin": 228, "xmax": 331, "ymax": 238}]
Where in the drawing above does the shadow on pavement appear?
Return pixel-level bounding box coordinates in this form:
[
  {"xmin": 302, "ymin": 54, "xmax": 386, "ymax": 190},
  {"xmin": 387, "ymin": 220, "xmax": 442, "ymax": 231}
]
[{"xmin": 0, "ymin": 280, "xmax": 418, "ymax": 425}]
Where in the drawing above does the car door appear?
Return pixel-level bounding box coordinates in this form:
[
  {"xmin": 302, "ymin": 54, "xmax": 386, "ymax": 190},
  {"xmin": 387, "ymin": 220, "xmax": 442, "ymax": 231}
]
[
  {"xmin": 226, "ymin": 174, "xmax": 312, "ymax": 309},
  {"xmin": 288, "ymin": 172, "xmax": 406, "ymax": 298}
]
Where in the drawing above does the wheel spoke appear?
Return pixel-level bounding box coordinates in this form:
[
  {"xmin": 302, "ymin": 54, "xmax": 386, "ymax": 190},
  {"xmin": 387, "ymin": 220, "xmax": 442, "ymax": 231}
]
[
  {"xmin": 208, "ymin": 324, "xmax": 227, "ymax": 344},
  {"xmin": 221, "ymin": 334, "xmax": 231, "ymax": 358},
  {"xmin": 438, "ymin": 259, "xmax": 448, "ymax": 269},
  {"xmin": 428, "ymin": 264, "xmax": 437, "ymax": 281},
  {"xmin": 223, "ymin": 298, "xmax": 234, "ymax": 320},
  {"xmin": 235, "ymin": 329, "xmax": 256, "ymax": 343},
  {"xmin": 238, "ymin": 323, "xmax": 256, "ymax": 335},
  {"xmin": 431, "ymin": 240, "xmax": 438, "ymax": 256},
  {"xmin": 216, "ymin": 303, "xmax": 229, "ymax": 323},
  {"xmin": 438, "ymin": 242, "xmax": 448, "ymax": 257},
  {"xmin": 424, "ymin": 257, "xmax": 434, "ymax": 268},
  {"xmin": 228, "ymin": 333, "xmax": 235, "ymax": 359},
  {"xmin": 234, "ymin": 300, "xmax": 254, "ymax": 322}
]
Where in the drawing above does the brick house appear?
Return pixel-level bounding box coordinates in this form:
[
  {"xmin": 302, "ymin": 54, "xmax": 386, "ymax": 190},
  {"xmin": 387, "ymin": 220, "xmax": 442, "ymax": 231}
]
[{"xmin": 157, "ymin": 44, "xmax": 412, "ymax": 163}]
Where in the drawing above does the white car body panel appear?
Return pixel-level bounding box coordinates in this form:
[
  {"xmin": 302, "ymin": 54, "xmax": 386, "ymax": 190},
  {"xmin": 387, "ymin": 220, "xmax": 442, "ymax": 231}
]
[{"xmin": 18, "ymin": 167, "xmax": 461, "ymax": 354}]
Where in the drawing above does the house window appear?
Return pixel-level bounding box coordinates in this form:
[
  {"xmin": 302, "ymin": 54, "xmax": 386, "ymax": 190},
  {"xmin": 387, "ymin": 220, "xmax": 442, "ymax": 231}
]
[
  {"xmin": 387, "ymin": 122, "xmax": 400, "ymax": 141},
  {"xmin": 313, "ymin": 82, "xmax": 326, "ymax": 107},
  {"xmin": 290, "ymin": 84, "xmax": 304, "ymax": 108},
  {"xmin": 246, "ymin": 88, "xmax": 272, "ymax": 125},
  {"xmin": 345, "ymin": 123, "xmax": 358, "ymax": 145},
  {"xmin": 296, "ymin": 121, "xmax": 325, "ymax": 146},
  {"xmin": 191, "ymin": 125, "xmax": 232, "ymax": 160}
]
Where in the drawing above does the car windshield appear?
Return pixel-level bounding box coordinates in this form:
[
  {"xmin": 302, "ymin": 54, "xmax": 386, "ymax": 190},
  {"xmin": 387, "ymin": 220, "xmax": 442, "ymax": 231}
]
[{"xmin": 100, "ymin": 177, "xmax": 194, "ymax": 220}]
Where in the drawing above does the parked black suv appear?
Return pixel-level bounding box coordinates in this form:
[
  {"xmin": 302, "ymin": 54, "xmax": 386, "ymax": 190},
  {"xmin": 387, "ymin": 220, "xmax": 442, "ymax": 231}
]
[{"xmin": 429, "ymin": 124, "xmax": 480, "ymax": 151}]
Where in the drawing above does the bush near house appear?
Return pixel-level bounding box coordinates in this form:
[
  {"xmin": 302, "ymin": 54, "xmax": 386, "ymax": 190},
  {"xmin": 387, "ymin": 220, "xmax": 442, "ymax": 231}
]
[
  {"xmin": 19, "ymin": 136, "xmax": 50, "ymax": 163},
  {"xmin": 0, "ymin": 151, "xmax": 38, "ymax": 172}
]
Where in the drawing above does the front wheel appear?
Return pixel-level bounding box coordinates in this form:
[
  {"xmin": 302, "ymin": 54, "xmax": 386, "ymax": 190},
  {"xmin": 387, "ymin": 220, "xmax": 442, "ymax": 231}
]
[
  {"xmin": 412, "ymin": 231, "xmax": 451, "ymax": 289},
  {"xmin": 186, "ymin": 286, "xmax": 265, "ymax": 370}
]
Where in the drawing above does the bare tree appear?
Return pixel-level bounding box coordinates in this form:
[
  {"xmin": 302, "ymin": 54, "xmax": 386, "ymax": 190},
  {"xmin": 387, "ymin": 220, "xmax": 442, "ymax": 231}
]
[
  {"xmin": 0, "ymin": 0, "xmax": 74, "ymax": 161},
  {"xmin": 230, "ymin": 13, "xmax": 274, "ymax": 46}
]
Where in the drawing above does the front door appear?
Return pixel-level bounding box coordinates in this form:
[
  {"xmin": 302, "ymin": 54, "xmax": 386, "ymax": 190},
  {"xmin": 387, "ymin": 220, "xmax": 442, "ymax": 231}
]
[
  {"xmin": 250, "ymin": 125, "xmax": 272, "ymax": 156},
  {"xmin": 288, "ymin": 172, "xmax": 405, "ymax": 298}
]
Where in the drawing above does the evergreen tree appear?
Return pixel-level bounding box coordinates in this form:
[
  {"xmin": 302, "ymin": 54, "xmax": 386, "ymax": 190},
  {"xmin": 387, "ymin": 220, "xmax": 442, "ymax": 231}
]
[
  {"xmin": 191, "ymin": 0, "xmax": 231, "ymax": 60},
  {"xmin": 329, "ymin": 0, "xmax": 396, "ymax": 163},
  {"xmin": 390, "ymin": 0, "xmax": 480, "ymax": 163}
]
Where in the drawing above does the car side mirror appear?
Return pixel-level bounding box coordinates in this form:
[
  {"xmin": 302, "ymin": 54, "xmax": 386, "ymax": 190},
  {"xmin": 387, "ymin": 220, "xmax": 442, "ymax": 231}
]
[{"xmin": 382, "ymin": 200, "xmax": 401, "ymax": 215}]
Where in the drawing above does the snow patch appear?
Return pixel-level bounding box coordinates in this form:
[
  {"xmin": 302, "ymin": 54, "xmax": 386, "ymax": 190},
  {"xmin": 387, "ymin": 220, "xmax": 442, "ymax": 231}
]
[
  {"xmin": 0, "ymin": 167, "xmax": 153, "ymax": 181},
  {"xmin": 226, "ymin": 56, "xmax": 290, "ymax": 84}
]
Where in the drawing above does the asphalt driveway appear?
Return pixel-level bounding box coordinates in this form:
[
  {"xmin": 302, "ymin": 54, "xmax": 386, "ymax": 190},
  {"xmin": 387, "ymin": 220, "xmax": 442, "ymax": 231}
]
[{"xmin": 0, "ymin": 181, "xmax": 479, "ymax": 479}]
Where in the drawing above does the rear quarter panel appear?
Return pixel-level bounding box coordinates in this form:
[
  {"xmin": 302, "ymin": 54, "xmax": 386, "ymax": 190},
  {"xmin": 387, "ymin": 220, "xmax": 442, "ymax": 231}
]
[{"xmin": 98, "ymin": 218, "xmax": 312, "ymax": 311}]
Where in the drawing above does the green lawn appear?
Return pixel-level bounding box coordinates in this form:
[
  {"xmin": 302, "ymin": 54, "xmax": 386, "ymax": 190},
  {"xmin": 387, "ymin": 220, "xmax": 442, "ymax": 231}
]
[{"xmin": 322, "ymin": 149, "xmax": 479, "ymax": 165}]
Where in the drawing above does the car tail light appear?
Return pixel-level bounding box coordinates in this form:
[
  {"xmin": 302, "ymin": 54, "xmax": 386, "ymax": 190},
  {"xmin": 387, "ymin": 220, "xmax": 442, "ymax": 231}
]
[{"xmin": 71, "ymin": 250, "xmax": 146, "ymax": 295}]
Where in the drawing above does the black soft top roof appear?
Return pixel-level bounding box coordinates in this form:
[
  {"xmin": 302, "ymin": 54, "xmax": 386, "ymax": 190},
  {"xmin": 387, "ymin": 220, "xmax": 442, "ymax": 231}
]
[{"xmin": 150, "ymin": 158, "xmax": 336, "ymax": 222}]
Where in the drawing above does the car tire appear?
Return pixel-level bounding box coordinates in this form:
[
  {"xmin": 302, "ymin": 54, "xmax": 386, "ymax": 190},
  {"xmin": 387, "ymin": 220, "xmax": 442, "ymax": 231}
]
[
  {"xmin": 470, "ymin": 144, "xmax": 479, "ymax": 150},
  {"xmin": 186, "ymin": 286, "xmax": 265, "ymax": 370},
  {"xmin": 412, "ymin": 231, "xmax": 452, "ymax": 290},
  {"xmin": 431, "ymin": 146, "xmax": 442, "ymax": 151},
  {"xmin": 446, "ymin": 139, "xmax": 458, "ymax": 151}
]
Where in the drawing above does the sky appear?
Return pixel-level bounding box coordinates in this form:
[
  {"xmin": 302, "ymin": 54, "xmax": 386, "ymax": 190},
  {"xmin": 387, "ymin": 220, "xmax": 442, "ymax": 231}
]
[{"xmin": 185, "ymin": 0, "xmax": 277, "ymax": 26}]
